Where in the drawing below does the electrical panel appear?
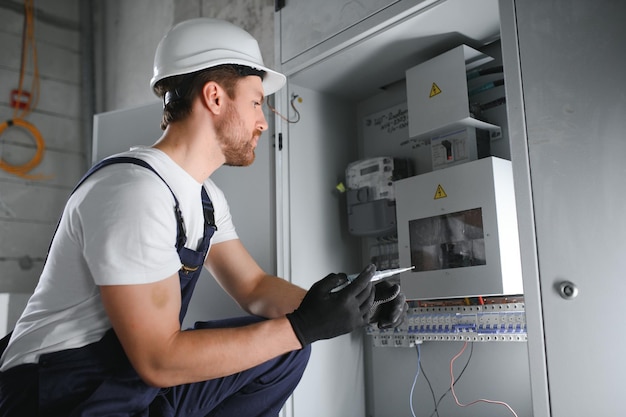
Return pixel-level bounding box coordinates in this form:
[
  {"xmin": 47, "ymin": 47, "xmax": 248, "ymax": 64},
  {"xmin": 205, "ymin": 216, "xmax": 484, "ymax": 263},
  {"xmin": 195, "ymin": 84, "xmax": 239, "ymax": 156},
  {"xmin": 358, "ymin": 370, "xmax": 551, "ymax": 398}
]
[
  {"xmin": 395, "ymin": 157, "xmax": 523, "ymax": 300},
  {"xmin": 367, "ymin": 300, "xmax": 527, "ymax": 347}
]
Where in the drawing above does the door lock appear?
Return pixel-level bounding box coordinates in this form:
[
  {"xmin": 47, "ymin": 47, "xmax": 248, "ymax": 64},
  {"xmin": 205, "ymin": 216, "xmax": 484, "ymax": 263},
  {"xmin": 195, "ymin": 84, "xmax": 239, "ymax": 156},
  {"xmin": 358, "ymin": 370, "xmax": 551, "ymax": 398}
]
[{"xmin": 558, "ymin": 281, "xmax": 579, "ymax": 300}]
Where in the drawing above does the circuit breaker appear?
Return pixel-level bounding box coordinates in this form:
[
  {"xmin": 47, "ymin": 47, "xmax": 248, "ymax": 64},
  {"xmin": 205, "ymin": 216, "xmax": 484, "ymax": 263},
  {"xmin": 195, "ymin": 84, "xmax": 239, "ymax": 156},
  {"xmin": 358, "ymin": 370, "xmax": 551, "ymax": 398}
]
[{"xmin": 367, "ymin": 301, "xmax": 527, "ymax": 347}]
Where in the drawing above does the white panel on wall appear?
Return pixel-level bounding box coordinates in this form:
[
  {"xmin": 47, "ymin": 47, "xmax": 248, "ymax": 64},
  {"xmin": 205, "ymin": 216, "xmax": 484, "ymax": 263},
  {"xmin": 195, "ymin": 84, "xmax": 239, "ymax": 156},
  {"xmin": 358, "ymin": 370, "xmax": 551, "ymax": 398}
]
[{"xmin": 0, "ymin": 294, "xmax": 9, "ymax": 336}]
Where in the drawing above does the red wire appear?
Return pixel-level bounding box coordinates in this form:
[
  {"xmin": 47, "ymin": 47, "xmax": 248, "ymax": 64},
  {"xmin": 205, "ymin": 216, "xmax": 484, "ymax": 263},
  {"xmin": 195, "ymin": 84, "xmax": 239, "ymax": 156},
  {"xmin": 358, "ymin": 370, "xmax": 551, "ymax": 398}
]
[{"xmin": 449, "ymin": 341, "xmax": 519, "ymax": 416}]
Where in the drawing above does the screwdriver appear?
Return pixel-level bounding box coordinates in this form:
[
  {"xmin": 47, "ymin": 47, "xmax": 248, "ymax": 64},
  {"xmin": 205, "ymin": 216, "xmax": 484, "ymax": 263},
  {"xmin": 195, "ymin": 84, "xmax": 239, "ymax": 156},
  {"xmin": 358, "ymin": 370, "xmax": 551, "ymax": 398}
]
[{"xmin": 331, "ymin": 266, "xmax": 414, "ymax": 292}]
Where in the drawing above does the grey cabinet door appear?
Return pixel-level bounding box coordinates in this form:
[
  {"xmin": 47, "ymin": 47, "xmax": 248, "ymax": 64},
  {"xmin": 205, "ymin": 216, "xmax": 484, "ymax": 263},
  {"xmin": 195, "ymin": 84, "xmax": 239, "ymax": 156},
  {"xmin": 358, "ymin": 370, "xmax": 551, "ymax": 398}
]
[
  {"xmin": 276, "ymin": 83, "xmax": 364, "ymax": 417},
  {"xmin": 508, "ymin": 0, "xmax": 626, "ymax": 415}
]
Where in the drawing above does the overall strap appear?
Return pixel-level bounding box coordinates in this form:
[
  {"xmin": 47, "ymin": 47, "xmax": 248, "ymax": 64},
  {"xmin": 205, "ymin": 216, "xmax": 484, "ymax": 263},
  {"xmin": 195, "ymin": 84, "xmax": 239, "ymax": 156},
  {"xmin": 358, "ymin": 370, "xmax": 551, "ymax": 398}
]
[
  {"xmin": 74, "ymin": 156, "xmax": 188, "ymax": 250},
  {"xmin": 199, "ymin": 186, "xmax": 217, "ymax": 250},
  {"xmin": 56, "ymin": 155, "xmax": 216, "ymax": 325},
  {"xmin": 176, "ymin": 185, "xmax": 217, "ymax": 323}
]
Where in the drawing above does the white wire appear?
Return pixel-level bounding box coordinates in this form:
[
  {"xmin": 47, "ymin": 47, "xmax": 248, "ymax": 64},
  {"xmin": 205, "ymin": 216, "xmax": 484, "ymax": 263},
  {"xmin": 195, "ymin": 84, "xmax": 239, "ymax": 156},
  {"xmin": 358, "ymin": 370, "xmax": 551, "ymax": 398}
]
[{"xmin": 409, "ymin": 342, "xmax": 422, "ymax": 417}]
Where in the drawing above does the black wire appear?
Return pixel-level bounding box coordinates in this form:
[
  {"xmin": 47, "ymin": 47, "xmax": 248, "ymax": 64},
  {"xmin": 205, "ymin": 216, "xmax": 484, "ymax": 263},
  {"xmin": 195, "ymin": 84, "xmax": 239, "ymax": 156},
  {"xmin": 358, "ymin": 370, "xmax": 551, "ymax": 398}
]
[
  {"xmin": 466, "ymin": 65, "xmax": 504, "ymax": 80},
  {"xmin": 267, "ymin": 94, "xmax": 301, "ymax": 124},
  {"xmin": 428, "ymin": 342, "xmax": 474, "ymax": 417},
  {"xmin": 419, "ymin": 361, "xmax": 440, "ymax": 417},
  {"xmin": 479, "ymin": 96, "xmax": 506, "ymax": 111}
]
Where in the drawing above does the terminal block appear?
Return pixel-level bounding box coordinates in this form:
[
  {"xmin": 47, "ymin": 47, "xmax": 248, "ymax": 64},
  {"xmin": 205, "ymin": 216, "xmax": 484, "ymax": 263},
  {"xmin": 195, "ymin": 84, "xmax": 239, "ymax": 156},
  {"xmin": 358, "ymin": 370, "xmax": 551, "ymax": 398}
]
[{"xmin": 367, "ymin": 302, "xmax": 527, "ymax": 347}]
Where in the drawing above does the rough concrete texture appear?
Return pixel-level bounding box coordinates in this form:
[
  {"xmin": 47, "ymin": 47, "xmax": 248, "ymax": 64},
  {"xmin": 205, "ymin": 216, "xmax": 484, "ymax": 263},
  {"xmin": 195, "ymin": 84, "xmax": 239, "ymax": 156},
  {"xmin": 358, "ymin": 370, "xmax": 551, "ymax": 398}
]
[
  {"xmin": 100, "ymin": 0, "xmax": 275, "ymax": 111},
  {"xmin": 198, "ymin": 0, "xmax": 276, "ymax": 72}
]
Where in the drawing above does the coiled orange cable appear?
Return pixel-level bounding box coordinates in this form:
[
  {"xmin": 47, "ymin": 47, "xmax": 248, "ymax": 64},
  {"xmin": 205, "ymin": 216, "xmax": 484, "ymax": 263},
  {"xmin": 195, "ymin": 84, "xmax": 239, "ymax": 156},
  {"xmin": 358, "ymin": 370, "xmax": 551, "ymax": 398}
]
[
  {"xmin": 0, "ymin": 0, "xmax": 48, "ymax": 180},
  {"xmin": 0, "ymin": 118, "xmax": 46, "ymax": 180}
]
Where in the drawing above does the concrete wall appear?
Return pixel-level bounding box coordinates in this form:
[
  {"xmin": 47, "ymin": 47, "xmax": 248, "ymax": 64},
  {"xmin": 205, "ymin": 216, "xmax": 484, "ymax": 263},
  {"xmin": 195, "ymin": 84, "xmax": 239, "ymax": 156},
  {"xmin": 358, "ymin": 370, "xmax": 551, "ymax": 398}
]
[
  {"xmin": 94, "ymin": 0, "xmax": 174, "ymax": 112},
  {"xmin": 0, "ymin": 0, "xmax": 83, "ymax": 333},
  {"xmin": 96, "ymin": 0, "xmax": 276, "ymax": 112}
]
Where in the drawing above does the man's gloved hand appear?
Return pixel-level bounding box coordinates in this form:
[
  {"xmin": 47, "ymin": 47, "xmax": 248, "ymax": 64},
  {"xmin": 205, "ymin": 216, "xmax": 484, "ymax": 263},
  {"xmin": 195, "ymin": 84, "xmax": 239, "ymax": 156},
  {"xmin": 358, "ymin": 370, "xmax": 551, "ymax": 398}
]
[
  {"xmin": 369, "ymin": 280, "xmax": 408, "ymax": 329},
  {"xmin": 286, "ymin": 265, "xmax": 376, "ymax": 347}
]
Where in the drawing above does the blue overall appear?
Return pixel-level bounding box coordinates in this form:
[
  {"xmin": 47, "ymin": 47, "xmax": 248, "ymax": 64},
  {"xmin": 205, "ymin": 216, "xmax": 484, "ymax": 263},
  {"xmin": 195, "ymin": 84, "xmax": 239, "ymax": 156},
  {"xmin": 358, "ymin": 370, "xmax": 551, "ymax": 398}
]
[{"xmin": 0, "ymin": 157, "xmax": 310, "ymax": 417}]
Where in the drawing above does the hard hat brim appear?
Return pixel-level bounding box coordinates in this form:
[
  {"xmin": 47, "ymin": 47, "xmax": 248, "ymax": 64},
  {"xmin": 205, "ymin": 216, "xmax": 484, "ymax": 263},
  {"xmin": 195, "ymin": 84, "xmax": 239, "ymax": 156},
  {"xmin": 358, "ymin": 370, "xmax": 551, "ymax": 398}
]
[
  {"xmin": 260, "ymin": 67, "xmax": 287, "ymax": 96},
  {"xmin": 151, "ymin": 59, "xmax": 286, "ymax": 97}
]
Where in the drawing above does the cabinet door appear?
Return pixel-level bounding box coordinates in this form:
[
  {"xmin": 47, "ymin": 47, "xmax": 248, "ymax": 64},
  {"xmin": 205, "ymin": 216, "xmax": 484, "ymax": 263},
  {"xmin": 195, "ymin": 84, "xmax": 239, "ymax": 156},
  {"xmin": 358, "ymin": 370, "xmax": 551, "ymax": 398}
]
[
  {"xmin": 279, "ymin": 0, "xmax": 398, "ymax": 64},
  {"xmin": 275, "ymin": 84, "xmax": 364, "ymax": 417},
  {"xmin": 506, "ymin": 0, "xmax": 626, "ymax": 415}
]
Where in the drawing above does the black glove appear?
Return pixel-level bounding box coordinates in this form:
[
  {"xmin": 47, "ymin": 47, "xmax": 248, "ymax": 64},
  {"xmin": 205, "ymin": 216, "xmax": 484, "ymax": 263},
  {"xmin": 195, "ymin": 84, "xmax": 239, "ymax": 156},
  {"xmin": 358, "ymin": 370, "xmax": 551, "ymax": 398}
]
[
  {"xmin": 369, "ymin": 280, "xmax": 408, "ymax": 329},
  {"xmin": 287, "ymin": 265, "xmax": 376, "ymax": 347}
]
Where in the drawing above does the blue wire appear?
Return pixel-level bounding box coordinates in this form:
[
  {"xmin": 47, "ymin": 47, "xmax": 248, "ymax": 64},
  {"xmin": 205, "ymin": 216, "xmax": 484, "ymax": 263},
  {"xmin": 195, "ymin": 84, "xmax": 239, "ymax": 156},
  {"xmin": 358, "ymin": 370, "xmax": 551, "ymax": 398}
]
[{"xmin": 410, "ymin": 342, "xmax": 422, "ymax": 417}]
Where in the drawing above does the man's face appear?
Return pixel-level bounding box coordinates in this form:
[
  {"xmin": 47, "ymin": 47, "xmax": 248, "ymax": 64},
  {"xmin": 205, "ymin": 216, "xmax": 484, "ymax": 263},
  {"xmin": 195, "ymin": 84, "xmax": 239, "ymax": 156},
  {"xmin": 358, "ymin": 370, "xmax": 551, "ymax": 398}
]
[{"xmin": 215, "ymin": 76, "xmax": 268, "ymax": 167}]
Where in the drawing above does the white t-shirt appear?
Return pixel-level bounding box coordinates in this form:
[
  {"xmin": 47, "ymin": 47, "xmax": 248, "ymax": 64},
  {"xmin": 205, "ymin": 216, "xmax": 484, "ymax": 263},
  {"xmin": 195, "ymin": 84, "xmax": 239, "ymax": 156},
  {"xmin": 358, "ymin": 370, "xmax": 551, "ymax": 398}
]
[{"xmin": 0, "ymin": 147, "xmax": 238, "ymax": 371}]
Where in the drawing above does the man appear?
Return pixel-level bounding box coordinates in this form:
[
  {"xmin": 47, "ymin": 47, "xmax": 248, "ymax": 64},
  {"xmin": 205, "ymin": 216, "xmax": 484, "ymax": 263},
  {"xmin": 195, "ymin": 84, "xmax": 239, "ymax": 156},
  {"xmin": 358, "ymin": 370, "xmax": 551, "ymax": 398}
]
[{"xmin": 0, "ymin": 18, "xmax": 406, "ymax": 416}]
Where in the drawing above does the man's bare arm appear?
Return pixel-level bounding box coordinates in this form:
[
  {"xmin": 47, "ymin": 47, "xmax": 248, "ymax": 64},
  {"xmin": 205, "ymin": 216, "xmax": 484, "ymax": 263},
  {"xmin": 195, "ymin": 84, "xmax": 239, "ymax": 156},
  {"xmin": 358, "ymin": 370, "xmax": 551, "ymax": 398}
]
[
  {"xmin": 100, "ymin": 275, "xmax": 302, "ymax": 388},
  {"xmin": 205, "ymin": 239, "xmax": 306, "ymax": 318}
]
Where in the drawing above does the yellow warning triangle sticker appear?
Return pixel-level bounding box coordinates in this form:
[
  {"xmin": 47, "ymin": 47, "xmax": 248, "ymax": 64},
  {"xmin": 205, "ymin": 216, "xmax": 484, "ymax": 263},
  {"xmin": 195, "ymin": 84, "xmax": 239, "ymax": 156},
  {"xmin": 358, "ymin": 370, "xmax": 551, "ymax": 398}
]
[
  {"xmin": 434, "ymin": 184, "xmax": 447, "ymax": 199},
  {"xmin": 429, "ymin": 82, "xmax": 442, "ymax": 98}
]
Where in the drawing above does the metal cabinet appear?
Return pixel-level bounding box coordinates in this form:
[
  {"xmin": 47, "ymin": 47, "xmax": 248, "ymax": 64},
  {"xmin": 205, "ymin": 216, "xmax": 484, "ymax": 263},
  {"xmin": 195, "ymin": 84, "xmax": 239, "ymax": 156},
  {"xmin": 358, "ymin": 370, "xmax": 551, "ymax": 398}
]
[
  {"xmin": 277, "ymin": 0, "xmax": 626, "ymax": 415},
  {"xmin": 274, "ymin": 1, "xmax": 519, "ymax": 417},
  {"xmin": 278, "ymin": 0, "xmax": 399, "ymax": 64},
  {"xmin": 501, "ymin": 0, "xmax": 626, "ymax": 416},
  {"xmin": 277, "ymin": 0, "xmax": 452, "ymax": 76}
]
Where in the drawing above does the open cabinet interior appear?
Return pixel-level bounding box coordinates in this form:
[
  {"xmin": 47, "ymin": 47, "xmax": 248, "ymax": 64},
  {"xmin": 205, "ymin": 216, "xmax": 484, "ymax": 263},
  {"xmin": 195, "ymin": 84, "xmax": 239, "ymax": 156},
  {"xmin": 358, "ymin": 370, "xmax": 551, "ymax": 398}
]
[{"xmin": 276, "ymin": 0, "xmax": 533, "ymax": 416}]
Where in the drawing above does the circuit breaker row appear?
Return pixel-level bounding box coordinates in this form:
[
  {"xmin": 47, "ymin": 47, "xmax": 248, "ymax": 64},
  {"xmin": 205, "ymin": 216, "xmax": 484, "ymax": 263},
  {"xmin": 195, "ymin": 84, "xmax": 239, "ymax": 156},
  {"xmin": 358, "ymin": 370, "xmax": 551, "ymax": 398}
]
[{"xmin": 367, "ymin": 303, "xmax": 527, "ymax": 347}]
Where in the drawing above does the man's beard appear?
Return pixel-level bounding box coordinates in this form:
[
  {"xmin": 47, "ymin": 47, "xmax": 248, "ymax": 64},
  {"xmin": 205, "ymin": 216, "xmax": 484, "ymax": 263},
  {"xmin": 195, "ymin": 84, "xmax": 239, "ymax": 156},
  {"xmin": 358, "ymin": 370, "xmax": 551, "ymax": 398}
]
[{"xmin": 216, "ymin": 102, "xmax": 262, "ymax": 167}]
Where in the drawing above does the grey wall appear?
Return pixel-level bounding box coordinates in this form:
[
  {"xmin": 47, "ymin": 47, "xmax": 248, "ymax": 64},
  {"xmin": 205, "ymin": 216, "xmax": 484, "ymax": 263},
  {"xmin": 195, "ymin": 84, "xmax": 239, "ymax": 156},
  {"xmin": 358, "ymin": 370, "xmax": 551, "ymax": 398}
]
[
  {"xmin": 94, "ymin": 0, "xmax": 174, "ymax": 112},
  {"xmin": 0, "ymin": 0, "xmax": 83, "ymax": 333},
  {"xmin": 95, "ymin": 0, "xmax": 276, "ymax": 112}
]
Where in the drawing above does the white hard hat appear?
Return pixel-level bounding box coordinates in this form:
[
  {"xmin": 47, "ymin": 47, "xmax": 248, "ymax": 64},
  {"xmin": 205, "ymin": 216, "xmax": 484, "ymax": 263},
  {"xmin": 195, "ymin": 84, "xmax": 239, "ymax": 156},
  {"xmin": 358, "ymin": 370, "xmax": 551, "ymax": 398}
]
[{"xmin": 150, "ymin": 18, "xmax": 286, "ymax": 96}]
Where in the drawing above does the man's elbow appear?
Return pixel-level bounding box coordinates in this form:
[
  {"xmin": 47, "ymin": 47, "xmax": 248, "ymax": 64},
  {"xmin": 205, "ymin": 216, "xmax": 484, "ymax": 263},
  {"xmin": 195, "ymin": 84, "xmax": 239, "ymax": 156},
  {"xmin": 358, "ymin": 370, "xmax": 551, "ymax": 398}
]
[{"xmin": 131, "ymin": 356, "xmax": 175, "ymax": 388}]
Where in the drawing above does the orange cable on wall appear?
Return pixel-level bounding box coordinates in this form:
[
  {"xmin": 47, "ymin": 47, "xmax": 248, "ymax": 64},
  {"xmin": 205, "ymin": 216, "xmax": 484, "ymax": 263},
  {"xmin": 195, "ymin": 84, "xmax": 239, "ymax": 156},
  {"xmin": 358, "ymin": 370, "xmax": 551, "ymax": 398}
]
[
  {"xmin": 0, "ymin": 119, "xmax": 46, "ymax": 179},
  {"xmin": 0, "ymin": 0, "xmax": 49, "ymax": 180}
]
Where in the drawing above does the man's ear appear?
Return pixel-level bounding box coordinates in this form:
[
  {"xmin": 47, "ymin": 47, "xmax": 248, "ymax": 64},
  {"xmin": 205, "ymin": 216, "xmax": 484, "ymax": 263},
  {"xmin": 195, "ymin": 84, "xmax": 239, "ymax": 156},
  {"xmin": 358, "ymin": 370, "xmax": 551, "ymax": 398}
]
[{"xmin": 202, "ymin": 81, "xmax": 223, "ymax": 115}]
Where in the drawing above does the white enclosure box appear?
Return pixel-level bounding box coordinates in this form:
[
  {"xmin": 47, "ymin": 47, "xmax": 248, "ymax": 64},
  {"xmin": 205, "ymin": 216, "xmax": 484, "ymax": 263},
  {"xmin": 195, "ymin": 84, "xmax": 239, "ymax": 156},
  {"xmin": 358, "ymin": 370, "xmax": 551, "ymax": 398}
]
[
  {"xmin": 406, "ymin": 44, "xmax": 500, "ymax": 140},
  {"xmin": 395, "ymin": 156, "xmax": 522, "ymax": 299}
]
